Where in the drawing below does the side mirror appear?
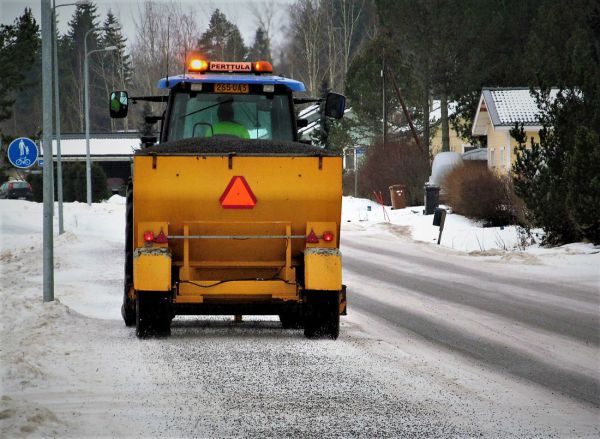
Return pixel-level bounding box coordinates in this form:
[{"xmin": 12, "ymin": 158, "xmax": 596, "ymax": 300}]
[
  {"xmin": 141, "ymin": 135, "xmax": 157, "ymax": 147},
  {"xmin": 110, "ymin": 91, "xmax": 128, "ymax": 118},
  {"xmin": 324, "ymin": 92, "xmax": 346, "ymax": 119}
]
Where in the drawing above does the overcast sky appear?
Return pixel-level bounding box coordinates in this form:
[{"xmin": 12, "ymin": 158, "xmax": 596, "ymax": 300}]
[{"xmin": 1, "ymin": 0, "xmax": 293, "ymax": 50}]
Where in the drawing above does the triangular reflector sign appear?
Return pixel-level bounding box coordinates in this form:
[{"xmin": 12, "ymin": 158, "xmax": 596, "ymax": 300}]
[{"xmin": 220, "ymin": 176, "xmax": 257, "ymax": 209}]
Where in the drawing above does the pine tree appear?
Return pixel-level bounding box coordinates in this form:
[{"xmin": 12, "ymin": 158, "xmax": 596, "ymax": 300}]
[
  {"xmin": 0, "ymin": 8, "xmax": 40, "ymax": 131},
  {"xmin": 63, "ymin": 2, "xmax": 101, "ymax": 132},
  {"xmin": 248, "ymin": 27, "xmax": 271, "ymax": 62},
  {"xmin": 511, "ymin": 0, "xmax": 600, "ymax": 245},
  {"xmin": 100, "ymin": 11, "xmax": 131, "ymax": 131},
  {"xmin": 197, "ymin": 9, "xmax": 247, "ymax": 61}
]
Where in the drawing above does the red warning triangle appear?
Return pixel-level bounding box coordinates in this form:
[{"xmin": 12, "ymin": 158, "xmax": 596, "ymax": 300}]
[{"xmin": 219, "ymin": 176, "xmax": 257, "ymax": 209}]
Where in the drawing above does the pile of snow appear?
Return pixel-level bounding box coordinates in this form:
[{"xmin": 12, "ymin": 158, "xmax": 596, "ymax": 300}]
[
  {"xmin": 0, "ymin": 198, "xmax": 125, "ymax": 320},
  {"xmin": 342, "ymin": 196, "xmax": 600, "ymax": 256}
]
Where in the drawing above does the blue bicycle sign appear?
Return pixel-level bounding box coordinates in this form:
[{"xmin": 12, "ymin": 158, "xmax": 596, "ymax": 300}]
[{"xmin": 7, "ymin": 137, "xmax": 39, "ymax": 169}]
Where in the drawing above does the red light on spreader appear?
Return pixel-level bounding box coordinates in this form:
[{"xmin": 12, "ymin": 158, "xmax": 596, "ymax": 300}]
[
  {"xmin": 143, "ymin": 231, "xmax": 155, "ymax": 242},
  {"xmin": 322, "ymin": 231, "xmax": 334, "ymax": 242}
]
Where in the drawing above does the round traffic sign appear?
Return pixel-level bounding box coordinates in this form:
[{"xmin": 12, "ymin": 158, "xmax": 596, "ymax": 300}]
[{"xmin": 7, "ymin": 137, "xmax": 39, "ymax": 169}]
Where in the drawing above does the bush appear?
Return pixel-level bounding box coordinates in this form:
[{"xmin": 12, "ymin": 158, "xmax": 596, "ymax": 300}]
[
  {"xmin": 27, "ymin": 161, "xmax": 109, "ymax": 203},
  {"xmin": 444, "ymin": 164, "xmax": 526, "ymax": 227},
  {"xmin": 344, "ymin": 137, "xmax": 430, "ymax": 206}
]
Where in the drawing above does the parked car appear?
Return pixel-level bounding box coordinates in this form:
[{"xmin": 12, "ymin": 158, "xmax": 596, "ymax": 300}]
[{"xmin": 0, "ymin": 180, "xmax": 33, "ymax": 200}]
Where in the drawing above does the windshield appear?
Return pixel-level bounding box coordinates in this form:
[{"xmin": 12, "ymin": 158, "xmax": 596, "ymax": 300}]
[{"xmin": 166, "ymin": 90, "xmax": 294, "ymax": 142}]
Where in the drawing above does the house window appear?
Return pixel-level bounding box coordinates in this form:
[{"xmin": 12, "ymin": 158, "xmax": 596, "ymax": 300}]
[
  {"xmin": 489, "ymin": 148, "xmax": 495, "ymax": 167},
  {"xmin": 500, "ymin": 146, "xmax": 505, "ymax": 166}
]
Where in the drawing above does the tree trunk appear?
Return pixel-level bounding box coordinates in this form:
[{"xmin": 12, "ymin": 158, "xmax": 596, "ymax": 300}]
[{"xmin": 441, "ymin": 89, "xmax": 449, "ymax": 152}]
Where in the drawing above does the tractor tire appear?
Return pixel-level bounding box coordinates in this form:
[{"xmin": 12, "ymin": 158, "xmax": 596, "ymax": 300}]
[
  {"xmin": 122, "ymin": 180, "xmax": 135, "ymax": 327},
  {"xmin": 303, "ymin": 291, "xmax": 340, "ymax": 340},
  {"xmin": 136, "ymin": 292, "xmax": 172, "ymax": 338},
  {"xmin": 279, "ymin": 312, "xmax": 303, "ymax": 329}
]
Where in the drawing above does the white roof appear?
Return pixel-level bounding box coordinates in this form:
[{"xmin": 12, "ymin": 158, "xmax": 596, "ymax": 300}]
[
  {"xmin": 41, "ymin": 136, "xmax": 141, "ymax": 156},
  {"xmin": 472, "ymin": 88, "xmax": 559, "ymax": 135}
]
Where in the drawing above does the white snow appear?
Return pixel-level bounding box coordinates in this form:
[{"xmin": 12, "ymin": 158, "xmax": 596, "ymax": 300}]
[
  {"xmin": 1, "ymin": 197, "xmax": 598, "ymax": 437},
  {"xmin": 342, "ymin": 195, "xmax": 600, "ymax": 258}
]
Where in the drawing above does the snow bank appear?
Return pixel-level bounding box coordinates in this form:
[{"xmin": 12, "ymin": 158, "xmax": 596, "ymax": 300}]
[
  {"xmin": 0, "ymin": 200, "xmax": 124, "ymax": 320},
  {"xmin": 342, "ymin": 196, "xmax": 600, "ymax": 256}
]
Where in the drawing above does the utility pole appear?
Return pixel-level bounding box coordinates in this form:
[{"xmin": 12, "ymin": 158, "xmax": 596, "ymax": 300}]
[
  {"xmin": 381, "ymin": 51, "xmax": 387, "ymax": 147},
  {"xmin": 52, "ymin": 0, "xmax": 64, "ymax": 234},
  {"xmin": 41, "ymin": 0, "xmax": 54, "ymax": 302},
  {"xmin": 354, "ymin": 148, "xmax": 358, "ymax": 198},
  {"xmin": 385, "ymin": 65, "xmax": 424, "ymax": 153},
  {"xmin": 84, "ymin": 26, "xmax": 116, "ymax": 206}
]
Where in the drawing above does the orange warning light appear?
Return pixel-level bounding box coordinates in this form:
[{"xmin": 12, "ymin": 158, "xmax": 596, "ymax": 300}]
[
  {"xmin": 188, "ymin": 58, "xmax": 209, "ymax": 72},
  {"xmin": 219, "ymin": 176, "xmax": 257, "ymax": 209}
]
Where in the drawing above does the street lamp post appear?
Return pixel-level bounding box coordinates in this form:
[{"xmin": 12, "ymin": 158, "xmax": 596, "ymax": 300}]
[
  {"xmin": 53, "ymin": 1, "xmax": 80, "ymax": 234},
  {"xmin": 84, "ymin": 25, "xmax": 116, "ymax": 205}
]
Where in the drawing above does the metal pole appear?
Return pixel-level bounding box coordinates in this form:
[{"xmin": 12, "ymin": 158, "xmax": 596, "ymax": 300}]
[
  {"xmin": 381, "ymin": 51, "xmax": 386, "ymax": 147},
  {"xmin": 52, "ymin": 0, "xmax": 64, "ymax": 233},
  {"xmin": 84, "ymin": 27, "xmax": 115, "ymax": 206},
  {"xmin": 385, "ymin": 64, "xmax": 424, "ymax": 153},
  {"xmin": 354, "ymin": 147, "xmax": 358, "ymax": 198},
  {"xmin": 41, "ymin": 0, "xmax": 54, "ymax": 302},
  {"xmin": 84, "ymin": 30, "xmax": 91, "ymax": 206}
]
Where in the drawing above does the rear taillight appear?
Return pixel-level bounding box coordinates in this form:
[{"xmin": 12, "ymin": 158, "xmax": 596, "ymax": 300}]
[
  {"xmin": 8, "ymin": 183, "xmax": 13, "ymax": 190},
  {"xmin": 322, "ymin": 231, "xmax": 334, "ymax": 242},
  {"xmin": 143, "ymin": 231, "xmax": 155, "ymax": 243},
  {"xmin": 28, "ymin": 183, "xmax": 32, "ymax": 190},
  {"xmin": 306, "ymin": 229, "xmax": 319, "ymax": 244}
]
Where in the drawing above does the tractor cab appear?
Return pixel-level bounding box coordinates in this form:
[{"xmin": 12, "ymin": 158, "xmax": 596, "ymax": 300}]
[{"xmin": 109, "ymin": 59, "xmax": 345, "ymax": 146}]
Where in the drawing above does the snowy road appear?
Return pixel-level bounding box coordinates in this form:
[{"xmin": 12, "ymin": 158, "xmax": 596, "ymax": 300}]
[
  {"xmin": 1, "ymin": 200, "xmax": 599, "ymax": 437},
  {"xmin": 342, "ymin": 230, "xmax": 599, "ymax": 406}
]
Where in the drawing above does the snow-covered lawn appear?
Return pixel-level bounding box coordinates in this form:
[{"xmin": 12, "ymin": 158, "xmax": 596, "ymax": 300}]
[
  {"xmin": 342, "ymin": 195, "xmax": 599, "ymax": 254},
  {"xmin": 1, "ymin": 197, "xmax": 598, "ymax": 437}
]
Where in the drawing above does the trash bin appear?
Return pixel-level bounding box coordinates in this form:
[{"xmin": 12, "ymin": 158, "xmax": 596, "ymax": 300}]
[
  {"xmin": 389, "ymin": 184, "xmax": 407, "ymax": 210},
  {"xmin": 424, "ymin": 184, "xmax": 440, "ymax": 215}
]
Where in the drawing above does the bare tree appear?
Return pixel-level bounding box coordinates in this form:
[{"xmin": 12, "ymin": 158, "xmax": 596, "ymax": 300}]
[
  {"xmin": 338, "ymin": 0, "xmax": 367, "ymax": 90},
  {"xmin": 249, "ymin": 0, "xmax": 278, "ymax": 44},
  {"xmin": 287, "ymin": 0, "xmax": 326, "ymax": 95}
]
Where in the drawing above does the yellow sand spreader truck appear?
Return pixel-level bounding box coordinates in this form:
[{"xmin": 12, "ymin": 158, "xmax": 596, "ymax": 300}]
[{"xmin": 109, "ymin": 59, "xmax": 347, "ymax": 339}]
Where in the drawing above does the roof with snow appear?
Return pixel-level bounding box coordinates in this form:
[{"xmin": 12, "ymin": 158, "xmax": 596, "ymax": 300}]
[
  {"xmin": 41, "ymin": 133, "xmax": 141, "ymax": 161},
  {"xmin": 472, "ymin": 87, "xmax": 559, "ymax": 135}
]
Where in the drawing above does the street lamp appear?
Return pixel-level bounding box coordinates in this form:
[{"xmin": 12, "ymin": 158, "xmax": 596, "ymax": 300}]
[
  {"xmin": 53, "ymin": 1, "xmax": 90, "ymax": 231},
  {"xmin": 84, "ymin": 25, "xmax": 116, "ymax": 205}
]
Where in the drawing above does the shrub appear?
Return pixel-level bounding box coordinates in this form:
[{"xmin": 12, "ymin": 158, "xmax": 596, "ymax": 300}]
[
  {"xmin": 26, "ymin": 161, "xmax": 109, "ymax": 203},
  {"xmin": 444, "ymin": 164, "xmax": 526, "ymax": 227},
  {"xmin": 343, "ymin": 137, "xmax": 430, "ymax": 206}
]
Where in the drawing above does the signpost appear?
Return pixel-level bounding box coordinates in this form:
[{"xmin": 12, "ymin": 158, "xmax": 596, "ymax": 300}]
[
  {"xmin": 7, "ymin": 137, "xmax": 38, "ymax": 169},
  {"xmin": 41, "ymin": 0, "xmax": 55, "ymax": 302}
]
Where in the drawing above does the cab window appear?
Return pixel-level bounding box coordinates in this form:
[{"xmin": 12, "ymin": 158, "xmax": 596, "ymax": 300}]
[{"xmin": 167, "ymin": 90, "xmax": 294, "ymax": 142}]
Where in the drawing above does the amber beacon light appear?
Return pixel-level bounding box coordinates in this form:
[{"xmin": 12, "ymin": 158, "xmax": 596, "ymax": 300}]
[{"xmin": 188, "ymin": 58, "xmax": 208, "ymax": 72}]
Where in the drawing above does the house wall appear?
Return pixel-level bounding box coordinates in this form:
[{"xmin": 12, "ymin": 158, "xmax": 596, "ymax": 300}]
[
  {"xmin": 485, "ymin": 124, "xmax": 541, "ymax": 174},
  {"xmin": 430, "ymin": 123, "xmax": 468, "ymax": 156},
  {"xmin": 509, "ymin": 131, "xmax": 540, "ymax": 165},
  {"xmin": 486, "ymin": 125, "xmax": 510, "ymax": 173}
]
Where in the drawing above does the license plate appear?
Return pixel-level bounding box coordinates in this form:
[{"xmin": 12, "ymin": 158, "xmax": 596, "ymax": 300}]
[{"xmin": 214, "ymin": 83, "xmax": 249, "ymax": 93}]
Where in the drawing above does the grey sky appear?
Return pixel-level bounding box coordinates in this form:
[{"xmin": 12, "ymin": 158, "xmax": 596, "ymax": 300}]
[{"xmin": 1, "ymin": 0, "xmax": 293, "ymax": 50}]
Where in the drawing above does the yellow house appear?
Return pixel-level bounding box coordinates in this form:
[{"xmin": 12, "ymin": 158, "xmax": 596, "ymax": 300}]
[
  {"xmin": 472, "ymin": 87, "xmax": 558, "ymax": 173},
  {"xmin": 429, "ymin": 100, "xmax": 470, "ymax": 155},
  {"xmin": 430, "ymin": 120, "xmax": 469, "ymax": 156}
]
